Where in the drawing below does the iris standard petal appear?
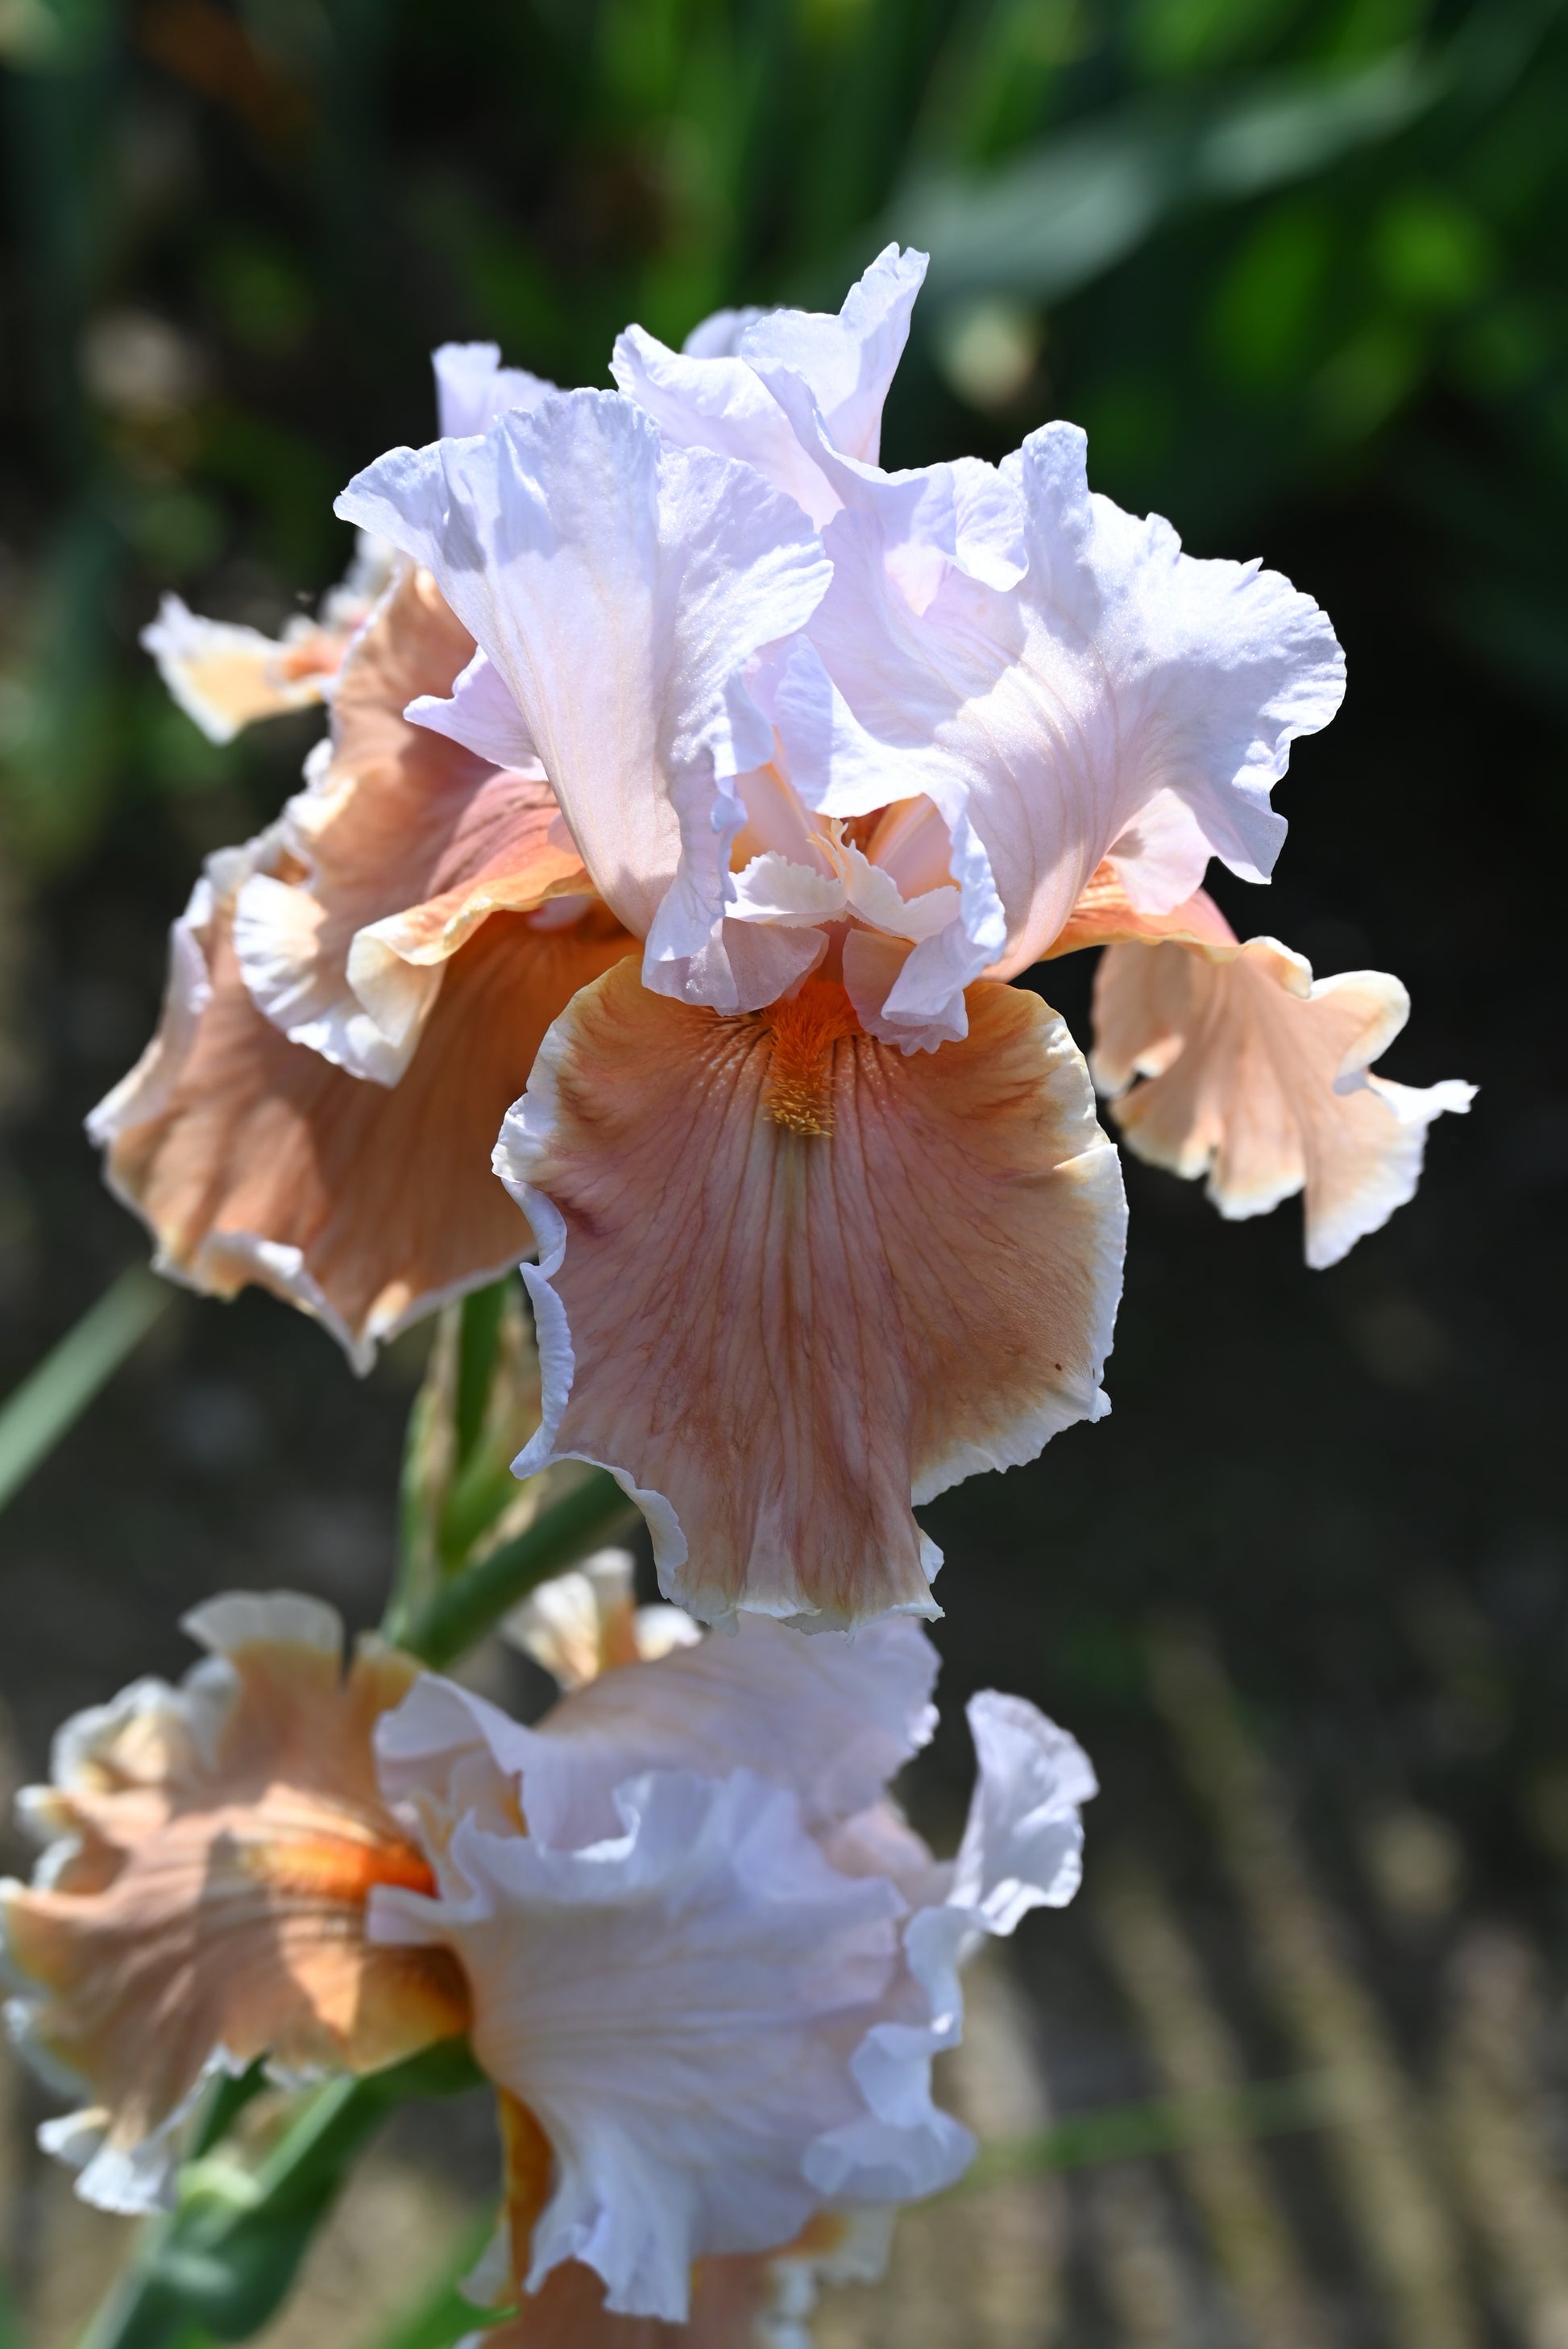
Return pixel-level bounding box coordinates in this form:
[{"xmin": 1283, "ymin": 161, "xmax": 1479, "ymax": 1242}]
[
  {"xmin": 433, "ymin": 342, "xmax": 555, "ymax": 438},
  {"xmin": 494, "ymin": 961, "xmax": 1126, "ymax": 1628},
  {"xmin": 378, "ymin": 1616, "xmax": 938, "ymax": 1854},
  {"xmin": 776, "ymin": 421, "xmax": 1343, "ymax": 981},
  {"xmin": 335, "ymin": 394, "xmax": 832, "ymax": 978},
  {"xmin": 611, "ymin": 245, "xmax": 927, "ymax": 528},
  {"xmin": 370, "ymin": 1767, "xmax": 901, "ymax": 2323}
]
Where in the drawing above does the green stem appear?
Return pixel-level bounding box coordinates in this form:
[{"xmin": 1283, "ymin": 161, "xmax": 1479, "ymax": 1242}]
[
  {"xmin": 392, "ymin": 1470, "xmax": 640, "ymax": 1667},
  {"xmin": 75, "ymin": 2043, "xmax": 485, "ymax": 2349},
  {"xmin": 453, "ymin": 1280, "xmax": 510, "ymax": 1467}
]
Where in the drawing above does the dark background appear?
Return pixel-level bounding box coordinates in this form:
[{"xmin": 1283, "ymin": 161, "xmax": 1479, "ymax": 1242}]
[{"xmin": 2, "ymin": 1, "xmax": 1566, "ymax": 2341}]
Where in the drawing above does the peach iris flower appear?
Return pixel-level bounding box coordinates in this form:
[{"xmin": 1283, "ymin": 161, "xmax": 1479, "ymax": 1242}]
[
  {"xmin": 334, "ymin": 247, "xmax": 1377, "ymax": 1629},
  {"xmin": 1, "ymin": 1594, "xmax": 468, "ymax": 2210}
]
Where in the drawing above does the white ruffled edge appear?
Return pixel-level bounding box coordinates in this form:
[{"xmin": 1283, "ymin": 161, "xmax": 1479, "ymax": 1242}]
[{"xmin": 802, "ymin": 1692, "xmax": 1093, "ymax": 2208}]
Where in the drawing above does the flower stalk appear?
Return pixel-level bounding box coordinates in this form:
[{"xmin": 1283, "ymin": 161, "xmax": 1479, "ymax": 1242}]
[
  {"xmin": 74, "ymin": 2042, "xmax": 487, "ymax": 2349},
  {"xmin": 389, "ymin": 1463, "xmax": 640, "ymax": 1666}
]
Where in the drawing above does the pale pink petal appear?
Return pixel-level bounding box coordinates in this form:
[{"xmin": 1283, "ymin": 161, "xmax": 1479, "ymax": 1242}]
[
  {"xmin": 335, "ymin": 396, "xmax": 832, "ymax": 1008},
  {"xmin": 379, "ymin": 1616, "xmax": 936, "ymax": 1859},
  {"xmin": 433, "ymin": 342, "xmax": 555, "ymax": 438},
  {"xmin": 89, "ymin": 856, "xmax": 633, "ymax": 1368},
  {"xmin": 772, "ymin": 422, "xmax": 1342, "ymax": 977},
  {"xmin": 370, "ymin": 1767, "xmax": 901, "ymax": 2322},
  {"xmin": 494, "ymin": 963, "xmax": 1126, "ymax": 1628},
  {"xmin": 611, "ymin": 247, "xmax": 928, "ymax": 526},
  {"xmin": 1092, "ymin": 933, "xmax": 1475, "ymax": 1267},
  {"xmin": 2, "ymin": 1595, "xmax": 467, "ymax": 2212},
  {"xmin": 233, "ymin": 566, "xmax": 589, "ymax": 1085},
  {"xmin": 803, "ymin": 1693, "xmax": 1093, "ymax": 2209}
]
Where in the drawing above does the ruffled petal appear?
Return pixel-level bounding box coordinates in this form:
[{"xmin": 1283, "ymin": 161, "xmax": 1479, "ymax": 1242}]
[
  {"xmin": 611, "ymin": 247, "xmax": 928, "ymax": 528},
  {"xmin": 1091, "ymin": 933, "xmax": 1475, "ymax": 1268},
  {"xmin": 377, "ymin": 1616, "xmax": 938, "ymax": 1853},
  {"xmin": 803, "ymin": 1694, "xmax": 1093, "ymax": 2207},
  {"xmin": 2, "ymin": 1594, "xmax": 467, "ymax": 2213},
  {"xmin": 777, "ymin": 421, "xmax": 1342, "ymax": 977},
  {"xmin": 464, "ymin": 2209, "xmax": 890, "ymax": 2348},
  {"xmin": 232, "ymin": 568, "xmax": 588, "ymax": 1085},
  {"xmin": 433, "ymin": 342, "xmax": 555, "ymax": 438},
  {"xmin": 141, "ymin": 595, "xmax": 343, "ymax": 744},
  {"xmin": 89, "ymin": 853, "xmax": 632, "ymax": 1368},
  {"xmin": 495, "ymin": 961, "xmax": 1126, "ymax": 1628},
  {"xmin": 335, "ymin": 394, "xmax": 832, "ymax": 992},
  {"xmin": 369, "ymin": 1766, "xmax": 902, "ymax": 2322}
]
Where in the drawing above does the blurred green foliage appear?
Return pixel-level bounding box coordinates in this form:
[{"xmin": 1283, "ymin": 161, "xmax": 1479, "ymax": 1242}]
[{"xmin": 2, "ymin": 0, "xmax": 1566, "ymax": 870}]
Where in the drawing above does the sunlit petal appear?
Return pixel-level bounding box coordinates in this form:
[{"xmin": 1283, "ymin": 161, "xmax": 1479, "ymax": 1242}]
[
  {"xmin": 612, "ymin": 246, "xmax": 928, "ymax": 527},
  {"xmin": 336, "ymin": 396, "xmax": 831, "ymax": 998},
  {"xmin": 495, "ymin": 962, "xmax": 1125, "ymax": 1627}
]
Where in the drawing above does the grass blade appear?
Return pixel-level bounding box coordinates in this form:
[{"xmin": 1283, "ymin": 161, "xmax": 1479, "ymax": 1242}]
[{"xmin": 0, "ymin": 1264, "xmax": 170, "ymax": 1515}]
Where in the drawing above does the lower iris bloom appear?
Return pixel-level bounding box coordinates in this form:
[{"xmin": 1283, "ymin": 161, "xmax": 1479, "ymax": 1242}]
[
  {"xmin": 373, "ymin": 1608, "xmax": 1092, "ymax": 2333},
  {"xmin": 2, "ymin": 1584, "xmax": 1093, "ymax": 2349}
]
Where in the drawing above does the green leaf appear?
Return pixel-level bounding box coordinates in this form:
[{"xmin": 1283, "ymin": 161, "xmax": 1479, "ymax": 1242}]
[
  {"xmin": 881, "ymin": 47, "xmax": 1444, "ymax": 310},
  {"xmin": 955, "ymin": 2072, "xmax": 1342, "ymax": 2192},
  {"xmin": 0, "ymin": 1265, "xmax": 171, "ymax": 1517}
]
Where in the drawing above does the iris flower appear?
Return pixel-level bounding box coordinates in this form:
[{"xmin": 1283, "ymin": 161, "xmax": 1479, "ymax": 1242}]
[
  {"xmin": 373, "ymin": 1607, "xmax": 1093, "ymax": 2332},
  {"xmin": 335, "ymin": 247, "xmax": 1464, "ymax": 1632},
  {"xmin": 107, "ymin": 256, "xmax": 1469, "ymax": 1623},
  {"xmin": 5, "ymin": 1584, "xmax": 1092, "ymax": 2349},
  {"xmin": 0, "ymin": 1594, "xmax": 467, "ymax": 2210}
]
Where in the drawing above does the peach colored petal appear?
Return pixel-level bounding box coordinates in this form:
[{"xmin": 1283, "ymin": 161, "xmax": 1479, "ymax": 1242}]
[
  {"xmin": 1091, "ymin": 934, "xmax": 1475, "ymax": 1267},
  {"xmin": 499, "ymin": 965, "xmax": 1126, "ymax": 1628},
  {"xmin": 91, "ymin": 861, "xmax": 634, "ymax": 1368},
  {"xmin": 237, "ymin": 567, "xmax": 592, "ymax": 1085},
  {"xmin": 502, "ymin": 1551, "xmax": 699, "ymax": 1692},
  {"xmin": 1045, "ymin": 860, "xmax": 1237, "ymax": 958},
  {"xmin": 141, "ymin": 597, "xmax": 345, "ymax": 744},
  {"xmin": 2, "ymin": 1595, "xmax": 467, "ymax": 2211}
]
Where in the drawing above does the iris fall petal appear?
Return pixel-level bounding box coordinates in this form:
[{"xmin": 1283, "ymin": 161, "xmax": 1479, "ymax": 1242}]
[{"xmin": 494, "ymin": 961, "xmax": 1126, "ymax": 1628}]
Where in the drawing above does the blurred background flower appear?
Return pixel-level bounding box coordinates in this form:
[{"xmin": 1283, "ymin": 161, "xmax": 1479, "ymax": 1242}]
[{"xmin": 1, "ymin": 0, "xmax": 1565, "ymax": 2341}]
